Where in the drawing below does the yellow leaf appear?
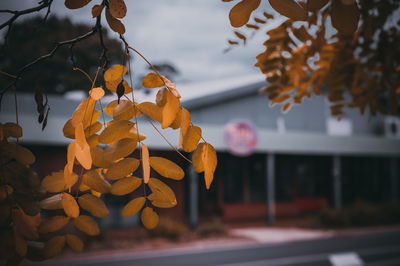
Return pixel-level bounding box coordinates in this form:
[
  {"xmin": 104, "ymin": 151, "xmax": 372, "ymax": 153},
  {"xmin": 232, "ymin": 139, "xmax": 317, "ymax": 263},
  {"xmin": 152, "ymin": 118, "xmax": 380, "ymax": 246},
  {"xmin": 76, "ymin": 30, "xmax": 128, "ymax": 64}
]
[
  {"xmin": 40, "ymin": 194, "xmax": 63, "ymax": 210},
  {"xmin": 147, "ymin": 178, "xmax": 177, "ymax": 206},
  {"xmin": 148, "ymin": 193, "xmax": 176, "ymax": 208},
  {"xmin": 192, "ymin": 144, "xmax": 205, "ymax": 173},
  {"xmin": 229, "ymin": 0, "xmax": 261, "ymax": 27},
  {"xmin": 73, "ymin": 215, "xmax": 99, "ymax": 236},
  {"xmin": 74, "ymin": 141, "xmax": 92, "ymax": 170},
  {"xmin": 169, "ymin": 108, "xmax": 182, "ymax": 129},
  {"xmin": 3, "ymin": 122, "xmax": 22, "ymax": 138},
  {"xmin": 65, "ymin": 0, "xmax": 91, "ymax": 9},
  {"xmin": 142, "ymin": 73, "xmax": 164, "ymax": 88},
  {"xmin": 138, "ymin": 102, "xmax": 162, "ymax": 122},
  {"xmin": 105, "ymin": 8, "xmax": 125, "ymax": 34},
  {"xmin": 66, "ymin": 234, "xmax": 84, "ymax": 253},
  {"xmin": 156, "ymin": 87, "xmax": 167, "ymax": 107},
  {"xmin": 178, "ymin": 108, "xmax": 191, "ymax": 148},
  {"xmin": 202, "ymin": 143, "xmax": 217, "ymax": 189},
  {"xmin": 75, "ymin": 122, "xmax": 86, "ymax": 149},
  {"xmin": 62, "ymin": 193, "xmax": 79, "ymax": 218},
  {"xmin": 182, "ymin": 125, "xmax": 201, "ymax": 152},
  {"xmin": 161, "ymin": 89, "xmax": 180, "ymax": 129},
  {"xmin": 106, "ymin": 157, "xmax": 140, "ymax": 180},
  {"xmin": 98, "ymin": 120, "xmax": 135, "ymax": 144},
  {"xmin": 142, "ymin": 143, "xmax": 150, "ymax": 183},
  {"xmin": 105, "ymin": 78, "xmax": 132, "ymax": 94},
  {"xmin": 87, "ymin": 134, "xmax": 100, "ymax": 148},
  {"xmin": 111, "ymin": 176, "xmax": 142, "ymax": 195},
  {"xmin": 109, "ymin": 0, "xmax": 127, "ymax": 19},
  {"xmin": 78, "ymin": 194, "xmax": 109, "ymax": 218},
  {"xmin": 85, "ymin": 122, "xmax": 103, "ymax": 137},
  {"xmin": 121, "ymin": 196, "xmax": 146, "ymax": 217},
  {"xmin": 105, "ymin": 100, "xmax": 119, "ymax": 116},
  {"xmin": 268, "ymin": 0, "xmax": 307, "ymax": 21},
  {"xmin": 104, "ymin": 64, "xmax": 127, "ymax": 82},
  {"xmin": 89, "ymin": 87, "xmax": 105, "ymax": 101},
  {"xmin": 71, "ymin": 97, "xmax": 96, "ymax": 128},
  {"xmin": 39, "ymin": 216, "xmax": 70, "ymax": 234},
  {"xmin": 113, "ymin": 100, "xmax": 141, "ymax": 120},
  {"xmin": 41, "ymin": 170, "xmax": 78, "ymax": 193},
  {"xmin": 141, "ymin": 207, "xmax": 159, "ymax": 229},
  {"xmin": 91, "ymin": 147, "xmax": 113, "ymax": 168},
  {"xmin": 149, "ymin": 157, "xmax": 184, "ymax": 180},
  {"xmin": 44, "ymin": 235, "xmax": 65, "ymax": 258},
  {"xmin": 91, "ymin": 4, "xmax": 104, "ymax": 17},
  {"xmin": 82, "ymin": 170, "xmax": 111, "ymax": 194},
  {"xmin": 103, "ymin": 138, "xmax": 137, "ymax": 162}
]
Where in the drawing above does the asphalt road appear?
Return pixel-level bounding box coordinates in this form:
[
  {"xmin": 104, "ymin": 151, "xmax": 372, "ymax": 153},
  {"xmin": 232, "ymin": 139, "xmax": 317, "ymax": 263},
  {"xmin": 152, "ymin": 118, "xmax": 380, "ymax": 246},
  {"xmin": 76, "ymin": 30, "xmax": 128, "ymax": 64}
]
[{"xmin": 57, "ymin": 229, "xmax": 400, "ymax": 266}]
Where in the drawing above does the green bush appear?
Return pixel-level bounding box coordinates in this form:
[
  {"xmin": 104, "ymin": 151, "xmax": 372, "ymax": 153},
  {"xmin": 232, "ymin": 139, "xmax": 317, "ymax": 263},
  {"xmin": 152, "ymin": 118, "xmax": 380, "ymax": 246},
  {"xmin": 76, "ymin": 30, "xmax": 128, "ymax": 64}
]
[{"xmin": 319, "ymin": 201, "xmax": 400, "ymax": 228}]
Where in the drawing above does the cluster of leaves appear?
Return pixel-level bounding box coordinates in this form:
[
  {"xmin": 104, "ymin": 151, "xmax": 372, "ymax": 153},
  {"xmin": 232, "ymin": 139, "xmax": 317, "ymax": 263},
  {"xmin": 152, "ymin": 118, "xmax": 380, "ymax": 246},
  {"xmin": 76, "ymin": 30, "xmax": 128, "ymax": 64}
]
[
  {"xmin": 0, "ymin": 124, "xmax": 43, "ymax": 264},
  {"xmin": 0, "ymin": 0, "xmax": 218, "ymax": 264},
  {"xmin": 224, "ymin": 0, "xmax": 400, "ymax": 116},
  {"xmin": 37, "ymin": 62, "xmax": 217, "ymax": 259}
]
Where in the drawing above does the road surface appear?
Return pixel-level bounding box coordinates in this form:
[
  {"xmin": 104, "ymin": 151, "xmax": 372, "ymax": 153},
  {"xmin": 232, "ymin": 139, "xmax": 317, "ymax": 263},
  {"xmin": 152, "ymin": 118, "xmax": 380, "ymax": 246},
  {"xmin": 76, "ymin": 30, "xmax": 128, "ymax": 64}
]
[{"xmin": 56, "ymin": 229, "xmax": 400, "ymax": 266}]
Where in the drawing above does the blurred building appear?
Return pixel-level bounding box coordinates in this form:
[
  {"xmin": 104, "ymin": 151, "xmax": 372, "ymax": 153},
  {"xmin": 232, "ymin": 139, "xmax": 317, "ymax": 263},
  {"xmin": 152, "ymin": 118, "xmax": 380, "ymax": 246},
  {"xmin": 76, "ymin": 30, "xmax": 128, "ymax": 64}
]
[{"xmin": 2, "ymin": 74, "xmax": 400, "ymax": 226}]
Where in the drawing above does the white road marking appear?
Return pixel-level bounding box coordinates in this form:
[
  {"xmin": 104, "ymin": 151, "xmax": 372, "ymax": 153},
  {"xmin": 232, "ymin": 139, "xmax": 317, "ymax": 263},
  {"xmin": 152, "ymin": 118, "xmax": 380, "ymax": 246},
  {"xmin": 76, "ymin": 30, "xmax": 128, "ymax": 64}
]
[{"xmin": 329, "ymin": 252, "xmax": 364, "ymax": 266}]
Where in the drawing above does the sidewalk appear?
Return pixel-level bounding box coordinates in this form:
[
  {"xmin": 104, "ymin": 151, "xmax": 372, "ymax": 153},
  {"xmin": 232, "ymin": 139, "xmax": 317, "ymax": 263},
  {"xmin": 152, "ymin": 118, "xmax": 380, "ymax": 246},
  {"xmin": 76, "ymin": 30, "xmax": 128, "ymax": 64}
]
[{"xmin": 30, "ymin": 224, "xmax": 400, "ymax": 265}]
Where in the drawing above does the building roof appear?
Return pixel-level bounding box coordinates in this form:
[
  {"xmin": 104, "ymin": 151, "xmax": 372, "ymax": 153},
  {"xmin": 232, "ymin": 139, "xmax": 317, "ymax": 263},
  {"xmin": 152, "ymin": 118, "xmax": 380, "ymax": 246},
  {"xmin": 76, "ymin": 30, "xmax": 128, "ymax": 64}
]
[{"xmin": 1, "ymin": 75, "xmax": 400, "ymax": 156}]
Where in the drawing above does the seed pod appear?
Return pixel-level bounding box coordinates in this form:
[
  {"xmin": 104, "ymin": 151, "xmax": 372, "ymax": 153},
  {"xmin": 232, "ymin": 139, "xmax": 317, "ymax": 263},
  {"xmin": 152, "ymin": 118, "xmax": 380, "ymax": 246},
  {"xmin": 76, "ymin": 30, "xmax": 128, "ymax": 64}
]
[{"xmin": 116, "ymin": 79, "xmax": 125, "ymax": 104}]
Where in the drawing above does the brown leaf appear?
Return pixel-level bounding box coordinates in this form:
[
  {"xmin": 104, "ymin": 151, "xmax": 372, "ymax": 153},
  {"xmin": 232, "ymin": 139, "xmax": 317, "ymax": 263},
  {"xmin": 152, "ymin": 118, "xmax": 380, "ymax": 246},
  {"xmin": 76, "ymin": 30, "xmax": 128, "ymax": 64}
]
[{"xmin": 105, "ymin": 8, "xmax": 126, "ymax": 34}]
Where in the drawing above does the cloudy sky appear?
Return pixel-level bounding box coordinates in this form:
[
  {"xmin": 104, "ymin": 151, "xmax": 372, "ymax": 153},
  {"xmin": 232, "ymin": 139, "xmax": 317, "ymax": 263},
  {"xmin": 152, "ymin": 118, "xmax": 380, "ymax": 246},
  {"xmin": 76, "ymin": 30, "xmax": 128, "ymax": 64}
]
[{"xmin": 0, "ymin": 0, "xmax": 277, "ymax": 83}]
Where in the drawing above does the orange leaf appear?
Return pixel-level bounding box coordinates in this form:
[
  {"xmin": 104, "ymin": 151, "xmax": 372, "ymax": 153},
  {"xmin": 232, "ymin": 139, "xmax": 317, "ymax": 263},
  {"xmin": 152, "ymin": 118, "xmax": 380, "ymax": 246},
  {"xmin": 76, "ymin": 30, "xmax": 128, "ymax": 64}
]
[
  {"xmin": 89, "ymin": 87, "xmax": 105, "ymax": 101},
  {"xmin": 142, "ymin": 143, "xmax": 150, "ymax": 183}
]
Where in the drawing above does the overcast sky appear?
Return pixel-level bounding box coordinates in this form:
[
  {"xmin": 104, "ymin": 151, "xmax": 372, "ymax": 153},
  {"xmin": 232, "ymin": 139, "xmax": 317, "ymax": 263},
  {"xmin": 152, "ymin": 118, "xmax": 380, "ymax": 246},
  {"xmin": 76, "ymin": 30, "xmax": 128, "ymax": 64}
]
[{"xmin": 0, "ymin": 0, "xmax": 276, "ymax": 83}]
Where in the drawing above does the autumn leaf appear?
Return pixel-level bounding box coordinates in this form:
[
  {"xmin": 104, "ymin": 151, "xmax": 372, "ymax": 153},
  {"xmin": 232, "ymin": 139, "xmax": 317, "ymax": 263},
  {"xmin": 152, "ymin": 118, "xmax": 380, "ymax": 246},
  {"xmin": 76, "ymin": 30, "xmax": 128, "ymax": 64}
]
[
  {"xmin": 182, "ymin": 125, "xmax": 202, "ymax": 152},
  {"xmin": 82, "ymin": 170, "xmax": 111, "ymax": 194},
  {"xmin": 142, "ymin": 143, "xmax": 150, "ymax": 183},
  {"xmin": 104, "ymin": 64, "xmax": 127, "ymax": 82},
  {"xmin": 65, "ymin": 0, "xmax": 92, "ymax": 10},
  {"xmin": 141, "ymin": 207, "xmax": 159, "ymax": 229},
  {"xmin": 39, "ymin": 216, "xmax": 70, "ymax": 234},
  {"xmin": 73, "ymin": 215, "xmax": 100, "ymax": 236},
  {"xmin": 78, "ymin": 193, "xmax": 109, "ymax": 218},
  {"xmin": 62, "ymin": 192, "xmax": 79, "ymax": 218},
  {"xmin": 142, "ymin": 72, "xmax": 164, "ymax": 88},
  {"xmin": 92, "ymin": 4, "xmax": 104, "ymax": 17},
  {"xmin": 229, "ymin": 0, "xmax": 261, "ymax": 28},
  {"xmin": 89, "ymin": 87, "xmax": 105, "ymax": 101},
  {"xmin": 105, "ymin": 8, "xmax": 126, "ymax": 34},
  {"xmin": 111, "ymin": 176, "xmax": 142, "ymax": 195},
  {"xmin": 121, "ymin": 196, "xmax": 146, "ymax": 217},
  {"xmin": 268, "ymin": 0, "xmax": 307, "ymax": 21},
  {"xmin": 109, "ymin": 0, "xmax": 127, "ymax": 19},
  {"xmin": 66, "ymin": 234, "xmax": 84, "ymax": 253},
  {"xmin": 106, "ymin": 157, "xmax": 140, "ymax": 180},
  {"xmin": 149, "ymin": 157, "xmax": 184, "ymax": 180}
]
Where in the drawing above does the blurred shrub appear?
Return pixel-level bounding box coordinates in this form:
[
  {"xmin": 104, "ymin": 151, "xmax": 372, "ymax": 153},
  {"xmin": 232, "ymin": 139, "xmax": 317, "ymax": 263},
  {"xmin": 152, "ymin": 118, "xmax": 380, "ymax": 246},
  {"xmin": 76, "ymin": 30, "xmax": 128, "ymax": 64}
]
[
  {"xmin": 196, "ymin": 219, "xmax": 227, "ymax": 238},
  {"xmin": 319, "ymin": 201, "xmax": 400, "ymax": 228},
  {"xmin": 146, "ymin": 217, "xmax": 188, "ymax": 241}
]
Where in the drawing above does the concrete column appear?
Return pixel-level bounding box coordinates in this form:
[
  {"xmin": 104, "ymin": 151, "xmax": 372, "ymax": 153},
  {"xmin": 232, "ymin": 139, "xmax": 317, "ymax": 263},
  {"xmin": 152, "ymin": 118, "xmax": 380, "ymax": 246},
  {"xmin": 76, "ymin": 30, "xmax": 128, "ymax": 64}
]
[
  {"xmin": 188, "ymin": 164, "xmax": 198, "ymax": 230},
  {"xmin": 333, "ymin": 155, "xmax": 342, "ymax": 209},
  {"xmin": 390, "ymin": 158, "xmax": 398, "ymax": 201},
  {"xmin": 266, "ymin": 153, "xmax": 275, "ymax": 225}
]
